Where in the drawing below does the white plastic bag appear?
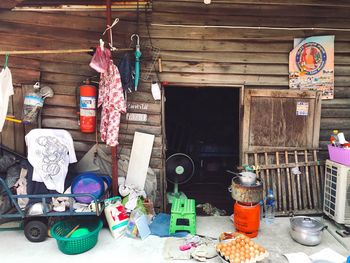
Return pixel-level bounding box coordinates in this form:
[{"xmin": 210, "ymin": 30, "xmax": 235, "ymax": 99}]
[{"xmin": 104, "ymin": 196, "xmax": 129, "ymax": 238}]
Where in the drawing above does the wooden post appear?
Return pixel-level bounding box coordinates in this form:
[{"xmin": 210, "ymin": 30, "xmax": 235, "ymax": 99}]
[
  {"xmin": 294, "ymin": 150, "xmax": 302, "ymax": 210},
  {"xmin": 304, "ymin": 150, "xmax": 312, "ymax": 209},
  {"xmin": 275, "ymin": 151, "xmax": 282, "ymax": 211},
  {"xmin": 106, "ymin": 0, "xmax": 119, "ymax": 196}
]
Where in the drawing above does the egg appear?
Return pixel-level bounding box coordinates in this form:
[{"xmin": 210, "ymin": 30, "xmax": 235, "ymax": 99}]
[{"xmin": 217, "ymin": 235, "xmax": 268, "ymax": 263}]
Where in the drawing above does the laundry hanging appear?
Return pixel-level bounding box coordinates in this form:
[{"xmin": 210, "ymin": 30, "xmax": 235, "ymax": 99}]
[
  {"xmin": 0, "ymin": 54, "xmax": 14, "ymax": 132},
  {"xmin": 25, "ymin": 128, "xmax": 77, "ymax": 194},
  {"xmin": 117, "ymin": 52, "xmax": 135, "ymax": 93},
  {"xmin": 98, "ymin": 60, "xmax": 126, "ymax": 147},
  {"xmin": 89, "ymin": 39, "xmax": 111, "ymax": 73}
]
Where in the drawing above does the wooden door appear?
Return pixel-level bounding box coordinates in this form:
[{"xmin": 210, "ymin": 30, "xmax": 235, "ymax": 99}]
[{"xmin": 241, "ymin": 89, "xmax": 322, "ymax": 157}]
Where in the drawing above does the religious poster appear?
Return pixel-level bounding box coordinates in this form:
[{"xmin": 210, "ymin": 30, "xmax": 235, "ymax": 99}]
[{"xmin": 289, "ymin": 35, "xmax": 334, "ymax": 99}]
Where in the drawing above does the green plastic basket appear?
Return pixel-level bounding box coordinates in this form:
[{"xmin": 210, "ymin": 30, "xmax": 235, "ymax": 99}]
[{"xmin": 50, "ymin": 217, "xmax": 103, "ymax": 255}]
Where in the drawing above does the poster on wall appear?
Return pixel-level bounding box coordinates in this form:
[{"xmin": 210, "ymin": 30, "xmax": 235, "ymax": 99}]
[{"xmin": 289, "ymin": 35, "xmax": 334, "ymax": 99}]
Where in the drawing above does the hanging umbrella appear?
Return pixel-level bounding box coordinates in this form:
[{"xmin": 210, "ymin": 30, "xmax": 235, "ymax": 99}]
[{"xmin": 131, "ymin": 34, "xmax": 141, "ymax": 91}]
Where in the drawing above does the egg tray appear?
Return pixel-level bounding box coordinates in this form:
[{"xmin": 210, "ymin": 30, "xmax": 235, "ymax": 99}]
[{"xmin": 216, "ymin": 233, "xmax": 269, "ymax": 263}]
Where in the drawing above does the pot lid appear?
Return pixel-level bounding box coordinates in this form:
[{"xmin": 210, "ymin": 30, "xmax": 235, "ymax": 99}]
[{"xmin": 290, "ymin": 216, "xmax": 324, "ymax": 232}]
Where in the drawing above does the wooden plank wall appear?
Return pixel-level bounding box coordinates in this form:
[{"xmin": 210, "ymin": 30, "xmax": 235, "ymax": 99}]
[
  {"xmin": 1, "ymin": 0, "xmax": 350, "ymax": 209},
  {"xmin": 151, "ymin": 0, "xmax": 350, "ymax": 160},
  {"xmin": 0, "ymin": 8, "xmax": 163, "ymax": 207}
]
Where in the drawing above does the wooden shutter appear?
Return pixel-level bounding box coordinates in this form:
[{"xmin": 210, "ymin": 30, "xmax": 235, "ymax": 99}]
[{"xmin": 241, "ymin": 89, "xmax": 322, "ymax": 156}]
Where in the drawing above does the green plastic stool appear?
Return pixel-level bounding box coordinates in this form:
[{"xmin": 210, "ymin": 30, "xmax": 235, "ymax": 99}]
[{"xmin": 169, "ymin": 198, "xmax": 196, "ymax": 235}]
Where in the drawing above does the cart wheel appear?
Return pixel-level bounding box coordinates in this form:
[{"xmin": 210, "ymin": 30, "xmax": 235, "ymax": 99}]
[{"xmin": 24, "ymin": 220, "xmax": 48, "ymax": 242}]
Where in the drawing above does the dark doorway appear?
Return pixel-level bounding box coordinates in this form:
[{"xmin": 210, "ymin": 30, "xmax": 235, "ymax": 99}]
[{"xmin": 164, "ymin": 86, "xmax": 240, "ymax": 214}]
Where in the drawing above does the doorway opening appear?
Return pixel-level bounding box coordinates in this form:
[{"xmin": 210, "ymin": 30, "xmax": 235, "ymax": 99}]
[{"xmin": 164, "ymin": 86, "xmax": 241, "ymax": 214}]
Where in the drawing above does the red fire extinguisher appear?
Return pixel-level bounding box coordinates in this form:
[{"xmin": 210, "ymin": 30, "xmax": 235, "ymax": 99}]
[{"xmin": 78, "ymin": 81, "xmax": 97, "ymax": 133}]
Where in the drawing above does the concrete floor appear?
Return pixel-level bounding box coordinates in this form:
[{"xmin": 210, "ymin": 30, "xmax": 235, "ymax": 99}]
[{"xmin": 0, "ymin": 216, "xmax": 349, "ymax": 263}]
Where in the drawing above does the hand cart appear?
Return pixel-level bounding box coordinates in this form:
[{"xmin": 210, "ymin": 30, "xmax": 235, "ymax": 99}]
[{"xmin": 0, "ymin": 177, "xmax": 106, "ymax": 243}]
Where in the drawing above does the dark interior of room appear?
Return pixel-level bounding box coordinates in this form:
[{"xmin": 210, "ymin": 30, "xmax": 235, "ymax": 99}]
[{"xmin": 165, "ymin": 86, "xmax": 240, "ymax": 214}]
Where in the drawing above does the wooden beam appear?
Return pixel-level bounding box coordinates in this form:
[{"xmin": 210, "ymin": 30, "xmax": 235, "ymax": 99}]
[
  {"xmin": 153, "ymin": 0, "xmax": 350, "ymax": 8},
  {"xmin": 13, "ymin": 2, "xmax": 151, "ymax": 12},
  {"xmin": 0, "ymin": 0, "xmax": 24, "ymax": 9}
]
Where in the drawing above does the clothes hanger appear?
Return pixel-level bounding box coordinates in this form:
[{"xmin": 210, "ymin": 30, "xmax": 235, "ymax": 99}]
[{"xmin": 99, "ymin": 39, "xmax": 105, "ymax": 51}]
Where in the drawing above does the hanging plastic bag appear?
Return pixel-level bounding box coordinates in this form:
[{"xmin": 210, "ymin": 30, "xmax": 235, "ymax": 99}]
[
  {"xmin": 22, "ymin": 89, "xmax": 44, "ymax": 124},
  {"xmin": 89, "ymin": 46, "xmax": 111, "ymax": 73}
]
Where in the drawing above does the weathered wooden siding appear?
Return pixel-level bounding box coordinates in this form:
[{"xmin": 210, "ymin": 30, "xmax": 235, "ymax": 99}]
[
  {"xmin": 1, "ymin": 0, "xmax": 350, "ymax": 210},
  {"xmin": 0, "ymin": 8, "xmax": 163, "ymax": 206},
  {"xmin": 151, "ymin": 0, "xmax": 350, "ymax": 160}
]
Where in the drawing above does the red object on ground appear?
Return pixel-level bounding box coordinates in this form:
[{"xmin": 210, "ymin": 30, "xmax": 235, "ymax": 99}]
[{"xmin": 234, "ymin": 201, "xmax": 260, "ymax": 238}]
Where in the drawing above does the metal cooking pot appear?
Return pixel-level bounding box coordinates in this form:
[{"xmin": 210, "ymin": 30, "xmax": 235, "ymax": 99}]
[
  {"xmin": 228, "ymin": 176, "xmax": 263, "ymax": 203},
  {"xmin": 289, "ymin": 216, "xmax": 327, "ymax": 246},
  {"xmin": 226, "ymin": 170, "xmax": 257, "ymax": 185}
]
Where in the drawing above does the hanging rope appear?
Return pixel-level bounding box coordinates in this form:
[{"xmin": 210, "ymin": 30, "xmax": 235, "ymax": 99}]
[{"xmin": 103, "ymin": 17, "xmax": 120, "ymax": 51}]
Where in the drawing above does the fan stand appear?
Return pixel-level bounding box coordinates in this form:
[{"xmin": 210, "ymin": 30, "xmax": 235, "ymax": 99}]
[
  {"xmin": 166, "ymin": 153, "xmax": 194, "ymax": 204},
  {"xmin": 167, "ymin": 183, "xmax": 187, "ymax": 204}
]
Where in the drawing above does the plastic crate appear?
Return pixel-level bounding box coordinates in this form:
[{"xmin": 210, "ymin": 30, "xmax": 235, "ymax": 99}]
[
  {"xmin": 328, "ymin": 144, "xmax": 350, "ymax": 166},
  {"xmin": 50, "ymin": 217, "xmax": 103, "ymax": 255}
]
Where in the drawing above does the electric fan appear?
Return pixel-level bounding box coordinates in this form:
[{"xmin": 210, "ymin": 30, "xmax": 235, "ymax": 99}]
[{"xmin": 166, "ymin": 153, "xmax": 195, "ymax": 204}]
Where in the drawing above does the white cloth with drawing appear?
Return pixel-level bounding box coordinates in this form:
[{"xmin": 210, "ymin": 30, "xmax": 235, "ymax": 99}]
[
  {"xmin": 0, "ymin": 67, "xmax": 14, "ymax": 132},
  {"xmin": 25, "ymin": 129, "xmax": 77, "ymax": 193}
]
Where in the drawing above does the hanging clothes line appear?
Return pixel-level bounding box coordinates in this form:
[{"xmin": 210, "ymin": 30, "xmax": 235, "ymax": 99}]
[{"xmin": 0, "ymin": 47, "xmax": 133, "ymax": 55}]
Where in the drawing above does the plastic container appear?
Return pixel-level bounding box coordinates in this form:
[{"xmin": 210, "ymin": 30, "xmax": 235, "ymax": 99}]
[
  {"xmin": 22, "ymin": 92, "xmax": 44, "ymax": 123},
  {"xmin": 50, "ymin": 217, "xmax": 103, "ymax": 255},
  {"xmin": 328, "ymin": 144, "xmax": 350, "ymax": 166},
  {"xmin": 71, "ymin": 172, "xmax": 105, "ymax": 203},
  {"xmin": 265, "ymin": 189, "xmax": 275, "ymax": 224}
]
